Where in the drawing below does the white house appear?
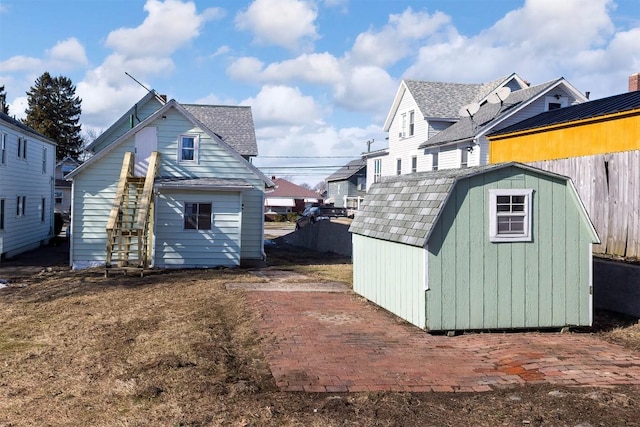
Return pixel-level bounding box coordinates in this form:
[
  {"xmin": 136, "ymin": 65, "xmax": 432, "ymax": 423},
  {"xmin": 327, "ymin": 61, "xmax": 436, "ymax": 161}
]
[
  {"xmin": 66, "ymin": 93, "xmax": 273, "ymax": 270},
  {"xmin": 0, "ymin": 112, "xmax": 56, "ymax": 259},
  {"xmin": 54, "ymin": 156, "xmax": 81, "ymax": 214},
  {"xmin": 366, "ymin": 73, "xmax": 587, "ymax": 188}
]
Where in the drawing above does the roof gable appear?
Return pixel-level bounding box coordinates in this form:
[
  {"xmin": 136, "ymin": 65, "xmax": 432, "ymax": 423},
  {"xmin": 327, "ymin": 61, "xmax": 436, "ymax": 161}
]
[
  {"xmin": 268, "ymin": 178, "xmax": 322, "ymax": 198},
  {"xmin": 66, "ymin": 99, "xmax": 273, "ymax": 187},
  {"xmin": 420, "ymin": 78, "xmax": 588, "ymax": 148}
]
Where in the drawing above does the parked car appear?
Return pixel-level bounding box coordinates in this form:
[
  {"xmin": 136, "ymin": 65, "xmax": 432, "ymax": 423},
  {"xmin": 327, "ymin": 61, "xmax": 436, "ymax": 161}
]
[{"xmin": 295, "ymin": 204, "xmax": 347, "ymax": 230}]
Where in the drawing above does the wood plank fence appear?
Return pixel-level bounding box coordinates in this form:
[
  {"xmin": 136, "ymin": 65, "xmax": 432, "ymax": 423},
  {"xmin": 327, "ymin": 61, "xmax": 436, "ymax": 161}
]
[{"xmin": 529, "ymin": 150, "xmax": 640, "ymax": 261}]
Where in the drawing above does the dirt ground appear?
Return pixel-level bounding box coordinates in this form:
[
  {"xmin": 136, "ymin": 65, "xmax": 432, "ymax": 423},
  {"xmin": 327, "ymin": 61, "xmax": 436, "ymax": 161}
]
[{"xmin": 0, "ymin": 243, "xmax": 639, "ymax": 426}]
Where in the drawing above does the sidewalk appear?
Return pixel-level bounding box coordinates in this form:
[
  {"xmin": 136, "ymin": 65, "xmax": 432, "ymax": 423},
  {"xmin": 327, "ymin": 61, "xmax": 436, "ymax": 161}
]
[{"xmin": 244, "ymin": 275, "xmax": 640, "ymax": 393}]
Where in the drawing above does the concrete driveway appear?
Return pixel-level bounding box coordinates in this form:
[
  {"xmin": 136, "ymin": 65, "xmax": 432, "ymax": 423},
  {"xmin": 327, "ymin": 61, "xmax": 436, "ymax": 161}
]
[{"xmin": 238, "ymin": 270, "xmax": 640, "ymax": 393}]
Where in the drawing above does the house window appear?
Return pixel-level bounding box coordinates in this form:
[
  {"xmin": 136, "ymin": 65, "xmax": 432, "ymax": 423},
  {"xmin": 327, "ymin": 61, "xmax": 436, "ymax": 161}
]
[
  {"xmin": 61, "ymin": 165, "xmax": 75, "ymax": 176},
  {"xmin": 356, "ymin": 176, "xmax": 366, "ymax": 191},
  {"xmin": 460, "ymin": 147, "xmax": 468, "ymax": 168},
  {"xmin": 432, "ymin": 151, "xmax": 439, "ymax": 171},
  {"xmin": 0, "ymin": 199, "xmax": 4, "ymax": 230},
  {"xmin": 400, "ymin": 113, "xmax": 406, "ymax": 138},
  {"xmin": 1, "ymin": 133, "xmax": 6, "ymax": 165},
  {"xmin": 396, "ymin": 158, "xmax": 402, "ymax": 175},
  {"xmin": 41, "ymin": 197, "xmax": 46, "ymax": 222},
  {"xmin": 16, "ymin": 196, "xmax": 25, "ymax": 217},
  {"xmin": 55, "ymin": 191, "xmax": 63, "ymax": 204},
  {"xmin": 179, "ymin": 135, "xmax": 198, "ymax": 162},
  {"xmin": 184, "ymin": 202, "xmax": 212, "ymax": 230},
  {"xmin": 545, "ymin": 95, "xmax": 568, "ymax": 111},
  {"xmin": 489, "ymin": 189, "xmax": 533, "ymax": 242},
  {"xmin": 411, "ymin": 156, "xmax": 417, "ymax": 173},
  {"xmin": 373, "ymin": 159, "xmax": 382, "ymax": 183},
  {"xmin": 42, "ymin": 147, "xmax": 47, "ymax": 173},
  {"xmin": 409, "ymin": 110, "xmax": 415, "ymax": 136},
  {"xmin": 17, "ymin": 137, "xmax": 26, "ymax": 159}
]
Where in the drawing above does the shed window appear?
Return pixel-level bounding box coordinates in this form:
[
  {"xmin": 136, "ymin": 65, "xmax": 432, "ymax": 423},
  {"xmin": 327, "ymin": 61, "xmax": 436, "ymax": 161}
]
[
  {"xmin": 179, "ymin": 135, "xmax": 198, "ymax": 163},
  {"xmin": 489, "ymin": 189, "xmax": 533, "ymax": 242},
  {"xmin": 184, "ymin": 202, "xmax": 212, "ymax": 230}
]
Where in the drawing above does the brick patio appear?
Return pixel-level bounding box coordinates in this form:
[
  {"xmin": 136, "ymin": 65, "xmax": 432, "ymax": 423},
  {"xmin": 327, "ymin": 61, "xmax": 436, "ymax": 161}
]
[{"xmin": 242, "ymin": 273, "xmax": 640, "ymax": 393}]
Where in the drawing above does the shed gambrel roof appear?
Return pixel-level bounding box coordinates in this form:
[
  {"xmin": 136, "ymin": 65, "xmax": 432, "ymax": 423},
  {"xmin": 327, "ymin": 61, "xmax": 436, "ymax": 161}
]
[
  {"xmin": 181, "ymin": 104, "xmax": 258, "ymax": 157},
  {"xmin": 419, "ymin": 78, "xmax": 581, "ymax": 148},
  {"xmin": 349, "ymin": 163, "xmax": 597, "ymax": 248},
  {"xmin": 326, "ymin": 159, "xmax": 366, "ymax": 182},
  {"xmin": 489, "ymin": 90, "xmax": 640, "ymax": 137}
]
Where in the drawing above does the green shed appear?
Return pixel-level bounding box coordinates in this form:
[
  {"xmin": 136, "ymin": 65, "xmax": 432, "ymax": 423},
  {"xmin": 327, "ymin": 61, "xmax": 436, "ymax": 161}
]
[{"xmin": 349, "ymin": 163, "xmax": 599, "ymax": 332}]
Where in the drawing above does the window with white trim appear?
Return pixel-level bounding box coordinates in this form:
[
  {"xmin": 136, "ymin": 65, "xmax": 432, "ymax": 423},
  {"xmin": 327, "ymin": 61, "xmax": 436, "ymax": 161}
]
[
  {"xmin": 55, "ymin": 191, "xmax": 63, "ymax": 204},
  {"xmin": 411, "ymin": 155, "xmax": 417, "ymax": 173},
  {"xmin": 16, "ymin": 195, "xmax": 26, "ymax": 217},
  {"xmin": 460, "ymin": 147, "xmax": 468, "ymax": 168},
  {"xmin": 184, "ymin": 202, "xmax": 212, "ymax": 230},
  {"xmin": 17, "ymin": 137, "xmax": 26, "ymax": 159},
  {"xmin": 489, "ymin": 189, "xmax": 533, "ymax": 242},
  {"xmin": 432, "ymin": 151, "xmax": 439, "ymax": 171},
  {"xmin": 545, "ymin": 95, "xmax": 568, "ymax": 111},
  {"xmin": 396, "ymin": 158, "xmax": 402, "ymax": 175},
  {"xmin": 1, "ymin": 133, "xmax": 6, "ymax": 165},
  {"xmin": 409, "ymin": 110, "xmax": 415, "ymax": 136},
  {"xmin": 178, "ymin": 134, "xmax": 198, "ymax": 163},
  {"xmin": 42, "ymin": 147, "xmax": 47, "ymax": 173},
  {"xmin": 373, "ymin": 159, "xmax": 382, "ymax": 183}
]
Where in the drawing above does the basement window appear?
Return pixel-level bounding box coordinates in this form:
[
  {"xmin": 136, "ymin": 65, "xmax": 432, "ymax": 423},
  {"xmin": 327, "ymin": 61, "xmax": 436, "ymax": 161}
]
[
  {"xmin": 184, "ymin": 202, "xmax": 212, "ymax": 230},
  {"xmin": 489, "ymin": 189, "xmax": 533, "ymax": 242}
]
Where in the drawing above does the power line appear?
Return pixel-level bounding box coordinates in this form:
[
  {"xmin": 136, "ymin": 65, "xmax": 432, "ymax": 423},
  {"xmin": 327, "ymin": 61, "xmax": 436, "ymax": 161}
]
[{"xmin": 258, "ymin": 155, "xmax": 358, "ymax": 159}]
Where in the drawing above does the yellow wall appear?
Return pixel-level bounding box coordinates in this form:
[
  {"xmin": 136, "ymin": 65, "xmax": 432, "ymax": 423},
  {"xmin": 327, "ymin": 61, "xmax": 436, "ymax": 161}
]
[{"xmin": 489, "ymin": 111, "xmax": 640, "ymax": 163}]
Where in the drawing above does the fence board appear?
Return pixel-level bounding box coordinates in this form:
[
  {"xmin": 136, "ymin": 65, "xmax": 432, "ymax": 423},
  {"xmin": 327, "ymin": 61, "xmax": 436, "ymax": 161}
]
[{"xmin": 529, "ymin": 150, "xmax": 639, "ymax": 261}]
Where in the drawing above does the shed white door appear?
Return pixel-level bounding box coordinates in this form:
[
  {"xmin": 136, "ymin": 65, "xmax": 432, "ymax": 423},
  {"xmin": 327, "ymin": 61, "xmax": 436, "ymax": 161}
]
[{"xmin": 134, "ymin": 127, "xmax": 157, "ymax": 177}]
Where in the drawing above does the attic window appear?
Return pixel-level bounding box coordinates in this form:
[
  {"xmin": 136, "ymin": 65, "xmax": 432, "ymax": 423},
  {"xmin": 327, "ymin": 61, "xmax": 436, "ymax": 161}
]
[
  {"xmin": 545, "ymin": 95, "xmax": 568, "ymax": 111},
  {"xmin": 179, "ymin": 134, "xmax": 198, "ymax": 163},
  {"xmin": 489, "ymin": 189, "xmax": 533, "ymax": 242}
]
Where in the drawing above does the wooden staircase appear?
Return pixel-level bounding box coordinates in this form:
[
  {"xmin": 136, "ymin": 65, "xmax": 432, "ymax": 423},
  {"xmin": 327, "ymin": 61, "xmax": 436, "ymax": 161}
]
[{"xmin": 105, "ymin": 151, "xmax": 160, "ymax": 274}]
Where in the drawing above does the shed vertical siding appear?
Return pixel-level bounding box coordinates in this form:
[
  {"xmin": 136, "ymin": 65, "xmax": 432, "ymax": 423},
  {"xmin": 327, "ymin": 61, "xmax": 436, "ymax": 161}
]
[
  {"xmin": 426, "ymin": 167, "xmax": 592, "ymax": 330},
  {"xmin": 353, "ymin": 234, "xmax": 426, "ymax": 328}
]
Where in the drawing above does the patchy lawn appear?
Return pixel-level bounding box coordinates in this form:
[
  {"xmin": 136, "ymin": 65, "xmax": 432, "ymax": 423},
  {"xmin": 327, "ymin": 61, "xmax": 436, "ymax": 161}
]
[{"xmin": 0, "ymin": 246, "xmax": 638, "ymax": 426}]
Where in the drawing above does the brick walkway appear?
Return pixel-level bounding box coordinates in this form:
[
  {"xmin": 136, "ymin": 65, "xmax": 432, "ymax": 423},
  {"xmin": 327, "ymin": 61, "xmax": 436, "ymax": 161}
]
[{"xmin": 243, "ymin": 274, "xmax": 640, "ymax": 393}]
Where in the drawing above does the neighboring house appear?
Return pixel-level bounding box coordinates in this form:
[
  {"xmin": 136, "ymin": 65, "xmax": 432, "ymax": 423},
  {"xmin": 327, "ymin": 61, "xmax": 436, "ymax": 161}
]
[
  {"xmin": 264, "ymin": 177, "xmax": 322, "ymax": 214},
  {"xmin": 66, "ymin": 95, "xmax": 273, "ymax": 270},
  {"xmin": 0, "ymin": 111, "xmax": 56, "ymax": 259},
  {"xmin": 350, "ymin": 163, "xmax": 599, "ymax": 332},
  {"xmin": 364, "ymin": 73, "xmax": 530, "ymax": 189},
  {"xmin": 487, "ymin": 86, "xmax": 640, "ymax": 261},
  {"xmin": 325, "ymin": 159, "xmax": 366, "ymax": 210},
  {"xmin": 54, "ymin": 156, "xmax": 81, "ymax": 214},
  {"xmin": 366, "ymin": 73, "xmax": 588, "ymax": 189}
]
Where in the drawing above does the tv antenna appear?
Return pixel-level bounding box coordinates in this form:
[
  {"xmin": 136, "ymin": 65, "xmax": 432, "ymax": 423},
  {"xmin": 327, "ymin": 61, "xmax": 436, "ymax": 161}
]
[
  {"xmin": 366, "ymin": 139, "xmax": 375, "ymax": 153},
  {"xmin": 125, "ymin": 72, "xmax": 167, "ymax": 105}
]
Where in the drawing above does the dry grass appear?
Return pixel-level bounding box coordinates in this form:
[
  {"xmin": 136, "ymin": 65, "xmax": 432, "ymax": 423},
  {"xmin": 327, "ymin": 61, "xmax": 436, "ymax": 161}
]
[{"xmin": 0, "ymin": 247, "xmax": 639, "ymax": 426}]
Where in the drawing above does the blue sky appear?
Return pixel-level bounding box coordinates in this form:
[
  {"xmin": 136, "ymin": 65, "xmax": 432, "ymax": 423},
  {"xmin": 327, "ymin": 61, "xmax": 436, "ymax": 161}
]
[{"xmin": 1, "ymin": 0, "xmax": 639, "ymax": 185}]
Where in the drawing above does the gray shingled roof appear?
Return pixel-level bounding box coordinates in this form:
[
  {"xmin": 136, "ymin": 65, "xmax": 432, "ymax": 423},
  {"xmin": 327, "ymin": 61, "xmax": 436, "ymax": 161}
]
[
  {"xmin": 0, "ymin": 111, "xmax": 56, "ymax": 143},
  {"xmin": 182, "ymin": 104, "xmax": 258, "ymax": 157},
  {"xmin": 420, "ymin": 79, "xmax": 559, "ymax": 148},
  {"xmin": 326, "ymin": 159, "xmax": 366, "ymax": 182},
  {"xmin": 404, "ymin": 75, "xmax": 507, "ymax": 119},
  {"xmin": 349, "ymin": 164, "xmax": 511, "ymax": 247}
]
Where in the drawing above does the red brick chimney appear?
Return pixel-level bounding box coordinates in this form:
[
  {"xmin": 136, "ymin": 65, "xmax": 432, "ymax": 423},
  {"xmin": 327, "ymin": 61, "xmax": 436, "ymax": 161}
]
[{"xmin": 629, "ymin": 73, "xmax": 640, "ymax": 92}]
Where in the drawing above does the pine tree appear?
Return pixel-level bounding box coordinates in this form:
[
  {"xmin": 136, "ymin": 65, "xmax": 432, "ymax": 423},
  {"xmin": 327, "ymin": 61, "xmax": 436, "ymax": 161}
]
[{"xmin": 24, "ymin": 72, "xmax": 83, "ymax": 161}]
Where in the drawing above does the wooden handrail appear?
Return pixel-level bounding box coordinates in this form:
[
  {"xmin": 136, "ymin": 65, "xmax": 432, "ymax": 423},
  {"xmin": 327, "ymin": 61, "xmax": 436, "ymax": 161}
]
[
  {"xmin": 106, "ymin": 152, "xmax": 134, "ymax": 231},
  {"xmin": 136, "ymin": 151, "xmax": 160, "ymax": 229}
]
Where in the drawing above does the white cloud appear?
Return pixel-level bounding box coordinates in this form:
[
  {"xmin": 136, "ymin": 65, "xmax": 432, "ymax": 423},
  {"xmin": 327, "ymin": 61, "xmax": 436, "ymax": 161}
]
[
  {"xmin": 235, "ymin": 0, "xmax": 319, "ymax": 51},
  {"xmin": 210, "ymin": 45, "xmax": 231, "ymax": 58},
  {"xmin": 227, "ymin": 56, "xmax": 265, "ymax": 81},
  {"xmin": 47, "ymin": 38, "xmax": 89, "ymax": 70},
  {"xmin": 333, "ymin": 66, "xmax": 397, "ymax": 114},
  {"xmin": 242, "ymin": 85, "xmax": 323, "ymax": 126},
  {"xmin": 0, "ymin": 55, "xmax": 42, "ymax": 73},
  {"xmin": 105, "ymin": 0, "xmax": 215, "ymax": 57},
  {"xmin": 228, "ymin": 53, "xmax": 341, "ymax": 85}
]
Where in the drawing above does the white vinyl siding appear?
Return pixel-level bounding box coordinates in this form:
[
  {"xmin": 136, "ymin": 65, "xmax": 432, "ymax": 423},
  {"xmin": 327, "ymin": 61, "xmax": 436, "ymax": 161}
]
[{"xmin": 0, "ymin": 122, "xmax": 54, "ymax": 258}]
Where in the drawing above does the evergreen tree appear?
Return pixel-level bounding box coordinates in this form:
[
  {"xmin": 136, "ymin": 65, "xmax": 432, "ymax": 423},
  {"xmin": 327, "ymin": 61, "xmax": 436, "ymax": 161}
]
[{"xmin": 24, "ymin": 72, "xmax": 83, "ymax": 160}]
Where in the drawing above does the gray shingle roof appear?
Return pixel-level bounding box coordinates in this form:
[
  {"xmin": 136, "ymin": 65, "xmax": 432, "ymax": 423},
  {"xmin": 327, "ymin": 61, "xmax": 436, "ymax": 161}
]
[
  {"xmin": 0, "ymin": 111, "xmax": 56, "ymax": 143},
  {"xmin": 182, "ymin": 104, "xmax": 258, "ymax": 156},
  {"xmin": 326, "ymin": 159, "xmax": 366, "ymax": 182},
  {"xmin": 349, "ymin": 164, "xmax": 511, "ymax": 247},
  {"xmin": 404, "ymin": 75, "xmax": 507, "ymax": 119},
  {"xmin": 420, "ymin": 79, "xmax": 559, "ymax": 148},
  {"xmin": 489, "ymin": 90, "xmax": 640, "ymax": 136}
]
